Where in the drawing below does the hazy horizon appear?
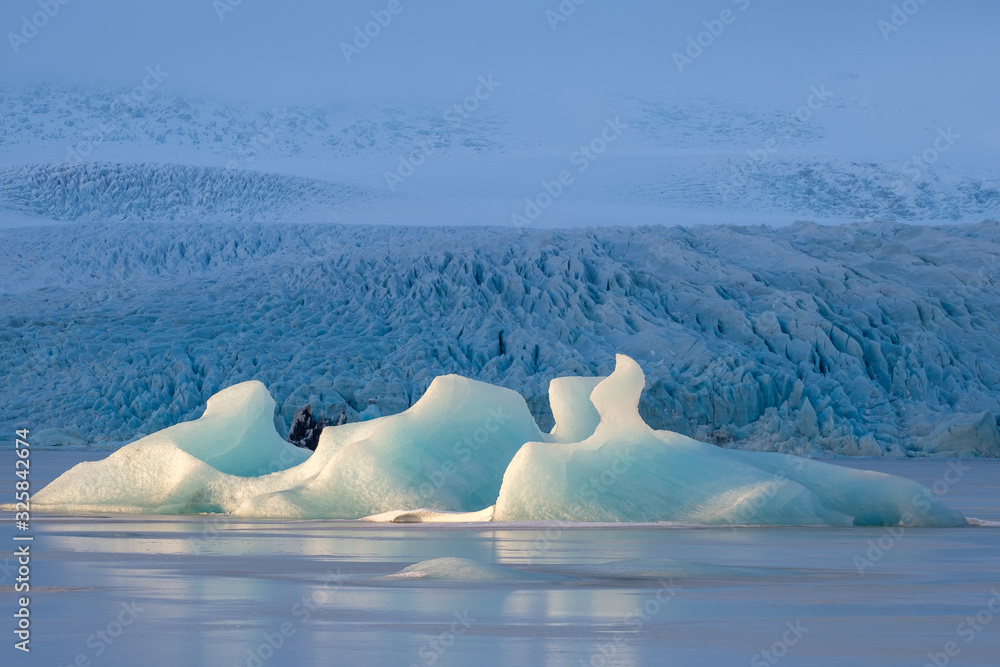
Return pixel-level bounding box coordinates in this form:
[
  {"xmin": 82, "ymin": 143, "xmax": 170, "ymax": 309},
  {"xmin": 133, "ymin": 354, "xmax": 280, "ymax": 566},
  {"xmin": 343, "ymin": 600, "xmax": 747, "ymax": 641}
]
[{"xmin": 1, "ymin": 1, "xmax": 998, "ymax": 227}]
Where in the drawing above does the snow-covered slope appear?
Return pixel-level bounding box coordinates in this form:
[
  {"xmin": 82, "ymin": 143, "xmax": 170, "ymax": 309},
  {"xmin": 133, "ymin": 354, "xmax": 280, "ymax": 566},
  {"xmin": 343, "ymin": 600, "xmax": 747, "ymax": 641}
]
[
  {"xmin": 617, "ymin": 159, "xmax": 1000, "ymax": 223},
  {"xmin": 0, "ymin": 162, "xmax": 378, "ymax": 223},
  {"xmin": 2, "ymin": 84, "xmax": 998, "ymax": 226},
  {"xmin": 0, "ymin": 84, "xmax": 513, "ymax": 160},
  {"xmin": 2, "ymin": 220, "xmax": 998, "ymax": 457}
]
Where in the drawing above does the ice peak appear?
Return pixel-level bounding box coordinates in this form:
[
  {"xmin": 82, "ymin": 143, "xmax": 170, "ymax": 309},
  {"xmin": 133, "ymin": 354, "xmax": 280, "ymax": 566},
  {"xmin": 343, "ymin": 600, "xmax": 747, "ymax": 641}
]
[{"xmin": 590, "ymin": 354, "xmax": 648, "ymax": 434}]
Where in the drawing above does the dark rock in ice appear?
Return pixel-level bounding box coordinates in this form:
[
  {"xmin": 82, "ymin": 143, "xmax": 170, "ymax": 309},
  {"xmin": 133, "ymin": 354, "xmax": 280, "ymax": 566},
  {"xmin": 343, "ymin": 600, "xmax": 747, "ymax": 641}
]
[{"xmin": 288, "ymin": 404, "xmax": 325, "ymax": 451}]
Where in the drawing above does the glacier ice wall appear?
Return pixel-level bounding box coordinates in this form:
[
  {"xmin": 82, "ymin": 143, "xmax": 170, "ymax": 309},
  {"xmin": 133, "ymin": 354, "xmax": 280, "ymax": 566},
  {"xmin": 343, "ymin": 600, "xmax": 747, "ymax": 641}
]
[
  {"xmin": 3, "ymin": 221, "xmax": 998, "ymax": 457},
  {"xmin": 30, "ymin": 356, "xmax": 967, "ymax": 526}
]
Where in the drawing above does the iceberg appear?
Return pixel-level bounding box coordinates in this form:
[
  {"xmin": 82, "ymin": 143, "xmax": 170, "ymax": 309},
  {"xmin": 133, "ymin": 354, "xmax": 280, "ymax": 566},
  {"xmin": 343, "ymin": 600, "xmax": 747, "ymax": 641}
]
[
  {"xmin": 31, "ymin": 355, "xmax": 967, "ymax": 526},
  {"xmin": 494, "ymin": 356, "xmax": 965, "ymax": 526},
  {"xmin": 31, "ymin": 373, "xmax": 544, "ymax": 518},
  {"xmin": 234, "ymin": 375, "xmax": 543, "ymax": 518}
]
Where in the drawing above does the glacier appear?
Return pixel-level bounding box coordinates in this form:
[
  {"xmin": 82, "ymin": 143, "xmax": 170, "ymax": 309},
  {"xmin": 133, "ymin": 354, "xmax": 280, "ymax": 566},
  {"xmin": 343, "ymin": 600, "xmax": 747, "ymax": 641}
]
[
  {"xmin": 3, "ymin": 220, "xmax": 999, "ymax": 459},
  {"xmin": 3, "ymin": 76, "xmax": 999, "ymax": 461},
  {"xmin": 2, "ymin": 83, "xmax": 998, "ymax": 225},
  {"xmin": 0, "ymin": 162, "xmax": 379, "ymax": 224},
  {"xmin": 30, "ymin": 354, "xmax": 967, "ymax": 527}
]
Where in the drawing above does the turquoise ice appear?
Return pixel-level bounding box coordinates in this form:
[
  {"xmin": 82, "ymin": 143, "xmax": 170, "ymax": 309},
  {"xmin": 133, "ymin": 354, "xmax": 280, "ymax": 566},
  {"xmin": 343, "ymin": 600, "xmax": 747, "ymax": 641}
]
[{"xmin": 31, "ymin": 355, "xmax": 967, "ymax": 526}]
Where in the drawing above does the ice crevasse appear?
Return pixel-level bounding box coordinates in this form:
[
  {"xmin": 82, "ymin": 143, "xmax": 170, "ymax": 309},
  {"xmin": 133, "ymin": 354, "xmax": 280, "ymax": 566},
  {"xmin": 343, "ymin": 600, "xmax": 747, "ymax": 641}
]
[{"xmin": 30, "ymin": 355, "xmax": 967, "ymax": 526}]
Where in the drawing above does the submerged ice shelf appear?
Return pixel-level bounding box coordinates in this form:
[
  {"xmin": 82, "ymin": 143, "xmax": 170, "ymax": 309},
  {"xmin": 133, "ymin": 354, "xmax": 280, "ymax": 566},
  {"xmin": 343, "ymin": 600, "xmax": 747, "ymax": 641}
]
[{"xmin": 31, "ymin": 355, "xmax": 967, "ymax": 526}]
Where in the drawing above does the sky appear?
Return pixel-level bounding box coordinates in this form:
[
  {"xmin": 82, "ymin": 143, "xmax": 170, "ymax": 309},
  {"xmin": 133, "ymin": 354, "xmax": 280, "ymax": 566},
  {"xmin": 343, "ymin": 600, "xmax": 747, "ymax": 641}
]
[{"xmin": 2, "ymin": 0, "xmax": 997, "ymax": 115}]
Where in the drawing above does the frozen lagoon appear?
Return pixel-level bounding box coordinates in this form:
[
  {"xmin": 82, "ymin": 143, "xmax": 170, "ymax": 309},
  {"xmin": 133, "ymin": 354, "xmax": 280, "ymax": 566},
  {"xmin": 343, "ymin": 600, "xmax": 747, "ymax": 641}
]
[{"xmin": 3, "ymin": 453, "xmax": 998, "ymax": 666}]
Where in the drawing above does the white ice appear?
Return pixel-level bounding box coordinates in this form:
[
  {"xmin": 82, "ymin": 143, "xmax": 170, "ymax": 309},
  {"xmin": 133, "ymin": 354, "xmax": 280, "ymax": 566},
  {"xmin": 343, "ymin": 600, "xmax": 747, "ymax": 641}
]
[
  {"xmin": 494, "ymin": 356, "xmax": 965, "ymax": 526},
  {"xmin": 31, "ymin": 355, "xmax": 967, "ymax": 526}
]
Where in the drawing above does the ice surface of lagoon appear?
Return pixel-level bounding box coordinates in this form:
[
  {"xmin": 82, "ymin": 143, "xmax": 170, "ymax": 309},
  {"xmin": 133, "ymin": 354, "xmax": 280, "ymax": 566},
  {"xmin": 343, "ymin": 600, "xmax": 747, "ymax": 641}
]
[{"xmin": 3, "ymin": 452, "xmax": 998, "ymax": 666}]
